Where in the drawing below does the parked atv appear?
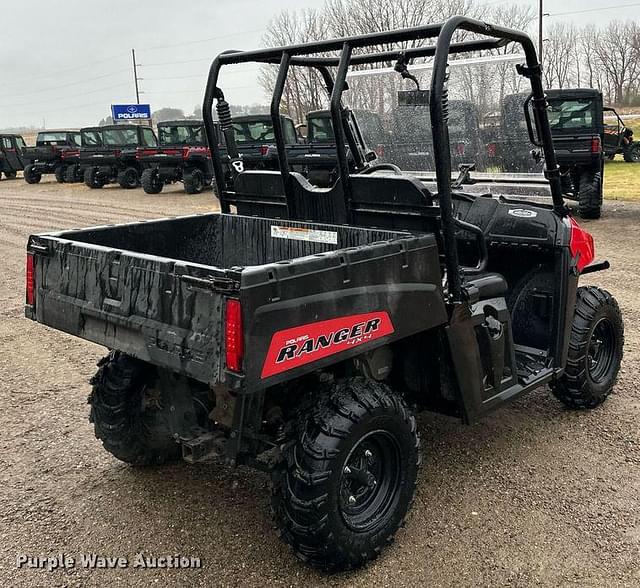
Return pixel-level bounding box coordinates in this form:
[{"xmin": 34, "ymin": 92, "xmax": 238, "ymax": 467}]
[
  {"xmin": 81, "ymin": 124, "xmax": 157, "ymax": 189},
  {"xmin": 64, "ymin": 127, "xmax": 104, "ymax": 183},
  {"xmin": 0, "ymin": 134, "xmax": 26, "ymax": 179},
  {"xmin": 22, "ymin": 130, "xmax": 81, "ymax": 184},
  {"xmin": 603, "ymin": 107, "xmax": 640, "ymax": 162},
  {"xmin": 27, "ymin": 17, "xmax": 624, "ymax": 571},
  {"xmin": 139, "ymin": 120, "xmax": 215, "ymax": 195}
]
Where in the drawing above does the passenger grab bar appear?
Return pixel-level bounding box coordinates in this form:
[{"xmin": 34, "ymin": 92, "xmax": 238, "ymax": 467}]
[{"xmin": 454, "ymin": 217, "xmax": 488, "ymax": 275}]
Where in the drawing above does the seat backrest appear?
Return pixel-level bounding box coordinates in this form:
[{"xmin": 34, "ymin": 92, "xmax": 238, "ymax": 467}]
[{"xmin": 231, "ymin": 170, "xmax": 440, "ymax": 232}]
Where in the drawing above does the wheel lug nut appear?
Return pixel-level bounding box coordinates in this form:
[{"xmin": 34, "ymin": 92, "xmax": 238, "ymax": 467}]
[
  {"xmin": 343, "ymin": 466, "xmax": 351, "ymax": 475},
  {"xmin": 364, "ymin": 450, "xmax": 372, "ymax": 458},
  {"xmin": 348, "ymin": 495, "xmax": 356, "ymax": 505}
]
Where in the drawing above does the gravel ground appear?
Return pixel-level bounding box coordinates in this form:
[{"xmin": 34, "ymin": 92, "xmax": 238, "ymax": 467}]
[{"xmin": 0, "ymin": 178, "xmax": 638, "ymax": 587}]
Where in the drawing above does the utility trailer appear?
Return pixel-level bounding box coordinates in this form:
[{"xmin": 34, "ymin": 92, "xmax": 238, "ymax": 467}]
[{"xmin": 26, "ymin": 17, "xmax": 623, "ymax": 571}]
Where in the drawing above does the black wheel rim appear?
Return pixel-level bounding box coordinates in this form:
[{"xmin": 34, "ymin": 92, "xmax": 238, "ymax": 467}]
[
  {"xmin": 339, "ymin": 430, "xmax": 401, "ymax": 533},
  {"xmin": 588, "ymin": 318, "xmax": 616, "ymax": 384}
]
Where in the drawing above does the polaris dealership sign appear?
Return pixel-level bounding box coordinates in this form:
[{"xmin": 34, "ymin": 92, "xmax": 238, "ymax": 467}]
[{"xmin": 111, "ymin": 104, "xmax": 151, "ymax": 121}]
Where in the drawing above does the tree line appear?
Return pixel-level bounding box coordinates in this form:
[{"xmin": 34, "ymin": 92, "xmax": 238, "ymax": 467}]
[{"xmin": 258, "ymin": 0, "xmax": 640, "ymax": 122}]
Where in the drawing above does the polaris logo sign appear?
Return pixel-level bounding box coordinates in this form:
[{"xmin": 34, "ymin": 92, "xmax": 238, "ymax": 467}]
[{"xmin": 111, "ymin": 104, "xmax": 151, "ymax": 121}]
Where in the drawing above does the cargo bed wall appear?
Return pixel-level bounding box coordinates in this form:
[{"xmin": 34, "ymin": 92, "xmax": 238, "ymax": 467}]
[{"xmin": 63, "ymin": 213, "xmax": 411, "ymax": 268}]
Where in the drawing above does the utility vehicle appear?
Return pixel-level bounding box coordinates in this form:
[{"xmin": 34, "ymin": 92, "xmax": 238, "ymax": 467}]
[
  {"xmin": 140, "ymin": 120, "xmax": 216, "ymax": 195},
  {"xmin": 287, "ymin": 109, "xmax": 384, "ymax": 186},
  {"xmin": 26, "ymin": 17, "xmax": 624, "ymax": 571},
  {"xmin": 0, "ymin": 134, "xmax": 26, "ymax": 179},
  {"xmin": 603, "ymin": 106, "xmax": 640, "ymax": 162},
  {"xmin": 387, "ymin": 92, "xmax": 483, "ymax": 171},
  {"xmin": 63, "ymin": 127, "xmax": 103, "ymax": 183},
  {"xmin": 22, "ymin": 129, "xmax": 81, "ymax": 184},
  {"xmin": 81, "ymin": 124, "xmax": 158, "ymax": 189},
  {"xmin": 231, "ymin": 113, "xmax": 298, "ymax": 170},
  {"xmin": 487, "ymin": 89, "xmax": 606, "ymax": 218}
]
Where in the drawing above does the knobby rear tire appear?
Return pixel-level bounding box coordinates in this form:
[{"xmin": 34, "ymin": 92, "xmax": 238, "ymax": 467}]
[
  {"xmin": 271, "ymin": 377, "xmax": 420, "ymax": 571},
  {"xmin": 88, "ymin": 351, "xmax": 181, "ymax": 466}
]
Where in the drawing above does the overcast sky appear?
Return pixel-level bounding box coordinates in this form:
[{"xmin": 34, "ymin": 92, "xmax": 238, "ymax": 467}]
[{"xmin": 2, "ymin": 0, "xmax": 639, "ymax": 129}]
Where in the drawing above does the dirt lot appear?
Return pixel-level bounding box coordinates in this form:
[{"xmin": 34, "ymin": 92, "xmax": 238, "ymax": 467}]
[{"xmin": 0, "ymin": 178, "xmax": 638, "ymax": 587}]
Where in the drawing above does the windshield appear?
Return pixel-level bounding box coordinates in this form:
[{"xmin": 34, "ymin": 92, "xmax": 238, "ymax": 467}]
[
  {"xmin": 159, "ymin": 125, "xmax": 205, "ymax": 146},
  {"xmin": 232, "ymin": 120, "xmax": 275, "ymax": 144},
  {"xmin": 82, "ymin": 131, "xmax": 102, "ymax": 147},
  {"xmin": 38, "ymin": 132, "xmax": 69, "ymax": 144},
  {"xmin": 102, "ymin": 128, "xmax": 138, "ymax": 146},
  {"xmin": 308, "ymin": 116, "xmax": 334, "ymax": 143},
  {"xmin": 548, "ymin": 99, "xmax": 596, "ymax": 131}
]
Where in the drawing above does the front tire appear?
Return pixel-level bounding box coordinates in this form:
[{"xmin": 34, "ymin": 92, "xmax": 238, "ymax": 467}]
[
  {"xmin": 141, "ymin": 168, "xmax": 163, "ymax": 194},
  {"xmin": 24, "ymin": 164, "xmax": 42, "ymax": 184},
  {"xmin": 272, "ymin": 377, "xmax": 419, "ymax": 570},
  {"xmin": 84, "ymin": 167, "xmax": 104, "ymax": 189},
  {"xmin": 54, "ymin": 165, "xmax": 66, "ymax": 183},
  {"xmin": 578, "ymin": 169, "xmax": 602, "ymax": 219},
  {"xmin": 117, "ymin": 166, "xmax": 139, "ymax": 189},
  {"xmin": 88, "ymin": 351, "xmax": 181, "ymax": 465},
  {"xmin": 184, "ymin": 168, "xmax": 205, "ymax": 194},
  {"xmin": 623, "ymin": 143, "xmax": 640, "ymax": 163},
  {"xmin": 551, "ymin": 286, "xmax": 623, "ymax": 409},
  {"xmin": 65, "ymin": 165, "xmax": 80, "ymax": 183}
]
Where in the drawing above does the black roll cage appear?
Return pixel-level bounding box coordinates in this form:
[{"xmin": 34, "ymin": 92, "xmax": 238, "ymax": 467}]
[{"xmin": 203, "ymin": 15, "xmax": 564, "ymax": 303}]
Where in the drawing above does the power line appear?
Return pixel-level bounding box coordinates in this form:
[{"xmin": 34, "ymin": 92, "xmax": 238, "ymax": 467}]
[
  {"xmin": 140, "ymin": 28, "xmax": 264, "ymax": 52},
  {"xmin": 6, "ymin": 52, "xmax": 129, "ymax": 85},
  {"xmin": 0, "ymin": 68, "xmax": 130, "ymax": 99},
  {"xmin": 549, "ymin": 2, "xmax": 640, "ymax": 17},
  {"xmin": 2, "ymin": 82, "xmax": 132, "ymax": 111}
]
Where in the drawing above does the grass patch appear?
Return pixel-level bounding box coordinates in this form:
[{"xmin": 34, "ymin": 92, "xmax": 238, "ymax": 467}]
[{"xmin": 605, "ymin": 159, "xmax": 640, "ymax": 201}]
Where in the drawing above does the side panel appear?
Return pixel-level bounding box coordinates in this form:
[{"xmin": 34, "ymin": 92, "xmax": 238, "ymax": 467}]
[{"xmin": 241, "ymin": 235, "xmax": 447, "ymax": 390}]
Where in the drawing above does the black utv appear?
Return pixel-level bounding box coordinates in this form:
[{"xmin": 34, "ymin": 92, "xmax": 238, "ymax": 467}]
[
  {"xmin": 487, "ymin": 89, "xmax": 606, "ymax": 218},
  {"xmin": 26, "ymin": 17, "xmax": 624, "ymax": 572},
  {"xmin": 603, "ymin": 107, "xmax": 640, "ymax": 162},
  {"xmin": 22, "ymin": 130, "xmax": 81, "ymax": 184},
  {"xmin": 287, "ymin": 108, "xmax": 384, "ymax": 187},
  {"xmin": 231, "ymin": 114, "xmax": 299, "ymax": 170},
  {"xmin": 387, "ymin": 92, "xmax": 483, "ymax": 171},
  {"xmin": 0, "ymin": 134, "xmax": 26, "ymax": 179},
  {"xmin": 81, "ymin": 124, "xmax": 158, "ymax": 189},
  {"xmin": 139, "ymin": 120, "xmax": 215, "ymax": 195}
]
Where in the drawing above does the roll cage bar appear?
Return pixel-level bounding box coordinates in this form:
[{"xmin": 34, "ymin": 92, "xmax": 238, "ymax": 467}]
[{"xmin": 203, "ymin": 15, "xmax": 565, "ymax": 303}]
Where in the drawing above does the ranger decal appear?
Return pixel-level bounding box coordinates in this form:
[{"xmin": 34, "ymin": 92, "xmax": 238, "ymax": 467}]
[{"xmin": 261, "ymin": 312, "xmax": 394, "ymax": 378}]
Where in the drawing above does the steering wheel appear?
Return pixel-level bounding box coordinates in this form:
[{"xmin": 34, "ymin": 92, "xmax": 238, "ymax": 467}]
[{"xmin": 359, "ymin": 163, "xmax": 403, "ymax": 175}]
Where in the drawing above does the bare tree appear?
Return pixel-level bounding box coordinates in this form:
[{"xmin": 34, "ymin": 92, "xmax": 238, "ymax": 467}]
[
  {"xmin": 542, "ymin": 23, "xmax": 578, "ymax": 89},
  {"xmin": 592, "ymin": 20, "xmax": 640, "ymax": 104}
]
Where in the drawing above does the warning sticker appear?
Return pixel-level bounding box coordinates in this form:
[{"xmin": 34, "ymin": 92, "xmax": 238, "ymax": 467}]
[{"xmin": 270, "ymin": 225, "xmax": 338, "ymax": 245}]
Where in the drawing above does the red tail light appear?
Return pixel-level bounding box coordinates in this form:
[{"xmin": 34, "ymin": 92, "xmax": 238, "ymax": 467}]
[
  {"xmin": 259, "ymin": 145, "xmax": 269, "ymax": 156},
  {"xmin": 591, "ymin": 136, "xmax": 601, "ymax": 154},
  {"xmin": 455, "ymin": 142, "xmax": 465, "ymax": 156},
  {"xmin": 26, "ymin": 253, "xmax": 35, "ymax": 306},
  {"xmin": 375, "ymin": 143, "xmax": 385, "ymax": 158},
  {"xmin": 487, "ymin": 142, "xmax": 497, "ymax": 157},
  {"xmin": 182, "ymin": 146, "xmax": 191, "ymax": 160},
  {"xmin": 225, "ymin": 299, "xmax": 243, "ymax": 372},
  {"xmin": 62, "ymin": 149, "xmax": 79, "ymax": 159}
]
